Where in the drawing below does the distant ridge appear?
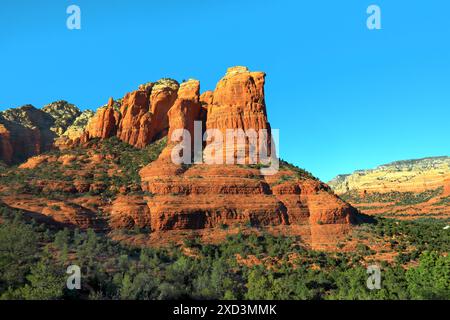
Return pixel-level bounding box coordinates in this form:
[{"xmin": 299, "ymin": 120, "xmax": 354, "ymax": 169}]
[{"xmin": 328, "ymin": 156, "xmax": 450, "ymax": 219}]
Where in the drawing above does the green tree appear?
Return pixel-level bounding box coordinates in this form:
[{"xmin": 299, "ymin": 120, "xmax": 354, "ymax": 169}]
[
  {"xmin": 406, "ymin": 251, "xmax": 450, "ymax": 299},
  {"xmin": 54, "ymin": 228, "xmax": 70, "ymax": 250},
  {"xmin": 0, "ymin": 219, "xmax": 38, "ymax": 289},
  {"xmin": 18, "ymin": 250, "xmax": 65, "ymax": 300},
  {"xmin": 120, "ymin": 272, "xmax": 157, "ymax": 299},
  {"xmin": 245, "ymin": 268, "xmax": 285, "ymax": 299}
]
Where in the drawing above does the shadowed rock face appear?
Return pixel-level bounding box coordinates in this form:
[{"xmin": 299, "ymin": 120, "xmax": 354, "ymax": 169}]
[
  {"xmin": 0, "ymin": 122, "xmax": 14, "ymax": 164},
  {"xmin": 0, "ymin": 102, "xmax": 89, "ymax": 164},
  {"xmin": 0, "ymin": 105, "xmax": 57, "ymax": 164}
]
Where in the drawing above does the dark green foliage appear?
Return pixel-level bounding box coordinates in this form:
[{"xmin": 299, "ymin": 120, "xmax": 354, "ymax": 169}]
[
  {"xmin": 406, "ymin": 251, "xmax": 450, "ymax": 299},
  {"xmin": 0, "ymin": 213, "xmax": 39, "ymax": 291},
  {"xmin": 433, "ymin": 196, "xmax": 450, "ymax": 206},
  {"xmin": 372, "ymin": 217, "xmax": 450, "ymax": 253},
  {"xmin": 0, "ymin": 203, "xmax": 448, "ymax": 300},
  {"xmin": 13, "ymin": 250, "xmax": 65, "ymax": 300},
  {"xmin": 279, "ymin": 159, "xmax": 317, "ymax": 180},
  {"xmin": 341, "ymin": 188, "xmax": 443, "ymax": 205},
  {"xmin": 101, "ymin": 136, "xmax": 166, "ymax": 187},
  {"xmin": 0, "ymin": 137, "xmax": 166, "ymax": 199}
]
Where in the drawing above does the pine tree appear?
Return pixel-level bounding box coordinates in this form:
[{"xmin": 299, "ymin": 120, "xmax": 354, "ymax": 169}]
[{"xmin": 20, "ymin": 249, "xmax": 65, "ymax": 300}]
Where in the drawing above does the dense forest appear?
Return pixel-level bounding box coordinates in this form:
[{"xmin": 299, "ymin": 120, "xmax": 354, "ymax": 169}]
[{"xmin": 0, "ymin": 202, "xmax": 448, "ymax": 300}]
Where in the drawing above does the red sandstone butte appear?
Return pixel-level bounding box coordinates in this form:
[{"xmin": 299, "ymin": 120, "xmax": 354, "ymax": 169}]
[
  {"xmin": 137, "ymin": 67, "xmax": 358, "ymax": 249},
  {"xmin": 1, "ymin": 66, "xmax": 362, "ymax": 250}
]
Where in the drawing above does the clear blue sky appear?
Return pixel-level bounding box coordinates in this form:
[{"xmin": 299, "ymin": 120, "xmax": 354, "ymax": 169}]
[{"xmin": 1, "ymin": 0, "xmax": 449, "ymax": 181}]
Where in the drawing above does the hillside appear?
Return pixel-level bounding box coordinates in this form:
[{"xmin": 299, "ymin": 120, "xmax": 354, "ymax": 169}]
[
  {"xmin": 328, "ymin": 157, "xmax": 450, "ymax": 219},
  {"xmin": 0, "ymin": 67, "xmax": 448, "ymax": 301},
  {"xmin": 0, "ymin": 102, "xmax": 94, "ymax": 164},
  {"xmin": 0, "ymin": 66, "xmax": 362, "ymax": 251}
]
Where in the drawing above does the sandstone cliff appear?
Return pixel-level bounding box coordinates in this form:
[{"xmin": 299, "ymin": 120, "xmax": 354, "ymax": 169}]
[
  {"xmin": 0, "ymin": 66, "xmax": 361, "ymax": 250},
  {"xmin": 136, "ymin": 67, "xmax": 357, "ymax": 249},
  {"xmin": 204, "ymin": 66, "xmax": 271, "ymax": 163},
  {"xmin": 83, "ymin": 79, "xmax": 179, "ymax": 148}
]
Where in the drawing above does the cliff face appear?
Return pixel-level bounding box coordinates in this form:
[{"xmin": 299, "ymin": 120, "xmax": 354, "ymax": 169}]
[
  {"xmin": 0, "ymin": 105, "xmax": 57, "ymax": 164},
  {"xmin": 328, "ymin": 157, "xmax": 450, "ymax": 218},
  {"xmin": 83, "ymin": 79, "xmax": 179, "ymax": 148},
  {"xmin": 84, "ymin": 98, "xmax": 120, "ymax": 140},
  {"xmin": 0, "ymin": 103, "xmax": 93, "ymax": 163},
  {"xmin": 80, "ymin": 67, "xmax": 271, "ymax": 157},
  {"xmin": 0, "ymin": 67, "xmax": 360, "ymax": 250},
  {"xmin": 329, "ymin": 157, "xmax": 450, "ymax": 194},
  {"xmin": 205, "ymin": 66, "xmax": 269, "ymax": 135},
  {"xmin": 136, "ymin": 67, "xmax": 357, "ymax": 249},
  {"xmin": 203, "ymin": 67, "xmax": 271, "ymax": 163}
]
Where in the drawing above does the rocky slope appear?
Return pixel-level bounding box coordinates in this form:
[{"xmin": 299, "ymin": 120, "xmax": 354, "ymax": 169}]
[
  {"xmin": 0, "ymin": 66, "xmax": 361, "ymax": 250},
  {"xmin": 42, "ymin": 101, "xmax": 81, "ymax": 135},
  {"xmin": 328, "ymin": 157, "xmax": 450, "ymax": 218},
  {"xmin": 0, "ymin": 102, "xmax": 93, "ymax": 164},
  {"xmin": 0, "ymin": 105, "xmax": 57, "ymax": 164}
]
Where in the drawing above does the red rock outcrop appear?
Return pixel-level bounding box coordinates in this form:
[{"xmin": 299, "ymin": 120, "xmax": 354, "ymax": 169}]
[
  {"xmin": 139, "ymin": 162, "xmax": 356, "ymax": 249},
  {"xmin": 83, "ymin": 80, "xmax": 179, "ymax": 149},
  {"xmin": 109, "ymin": 195, "xmax": 152, "ymax": 229},
  {"xmin": 18, "ymin": 155, "xmax": 54, "ymax": 169},
  {"xmin": 200, "ymin": 90, "xmax": 213, "ymax": 105},
  {"xmin": 146, "ymin": 80, "xmax": 179, "ymax": 142},
  {"xmin": 0, "ymin": 124, "xmax": 13, "ymax": 164},
  {"xmin": 1, "ymin": 195, "xmax": 101, "ymax": 229},
  {"xmin": 137, "ymin": 67, "xmax": 357, "ymax": 249},
  {"xmin": 203, "ymin": 66, "xmax": 272, "ymax": 163},
  {"xmin": 207, "ymin": 67, "xmax": 267, "ymax": 127},
  {"xmin": 140, "ymin": 164, "xmax": 288, "ymax": 231},
  {"xmin": 444, "ymin": 178, "xmax": 450, "ymax": 197},
  {"xmin": 167, "ymin": 79, "xmax": 202, "ymax": 150},
  {"xmin": 1, "ymin": 66, "xmax": 361, "ymax": 251},
  {"xmin": 80, "ymin": 67, "xmax": 270, "ymax": 158},
  {"xmin": 117, "ymin": 90, "xmax": 151, "ymax": 147},
  {"xmin": 84, "ymin": 98, "xmax": 120, "ymax": 140}
]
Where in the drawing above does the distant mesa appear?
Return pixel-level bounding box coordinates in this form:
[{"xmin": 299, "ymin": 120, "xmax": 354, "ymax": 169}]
[{"xmin": 328, "ymin": 156, "xmax": 450, "ymax": 219}]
